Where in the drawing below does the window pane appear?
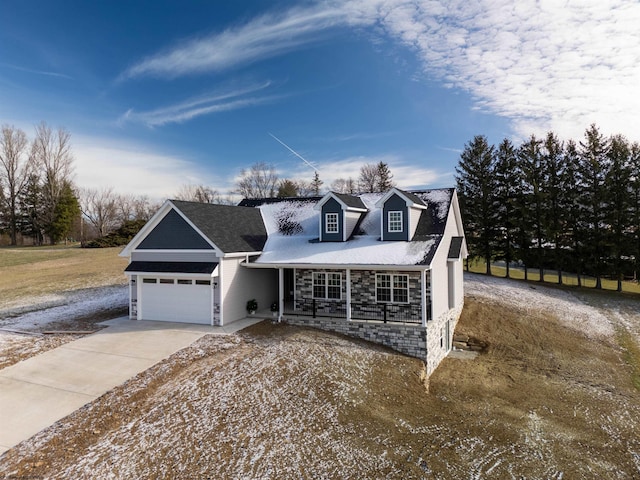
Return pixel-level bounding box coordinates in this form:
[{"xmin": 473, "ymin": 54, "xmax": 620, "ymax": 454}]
[
  {"xmin": 313, "ymin": 273, "xmax": 326, "ymax": 299},
  {"xmin": 376, "ymin": 274, "xmax": 391, "ymax": 302},
  {"xmin": 393, "ymin": 275, "xmax": 409, "ymax": 303},
  {"xmin": 326, "ymin": 213, "xmax": 338, "ymax": 233},
  {"xmin": 388, "ymin": 211, "xmax": 403, "ymax": 232}
]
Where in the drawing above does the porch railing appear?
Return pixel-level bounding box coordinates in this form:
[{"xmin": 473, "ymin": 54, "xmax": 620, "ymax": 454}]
[{"xmin": 283, "ymin": 299, "xmax": 422, "ymax": 324}]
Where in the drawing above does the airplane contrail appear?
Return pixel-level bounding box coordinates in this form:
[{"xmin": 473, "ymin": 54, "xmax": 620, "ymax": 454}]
[{"xmin": 268, "ymin": 132, "xmax": 318, "ymax": 172}]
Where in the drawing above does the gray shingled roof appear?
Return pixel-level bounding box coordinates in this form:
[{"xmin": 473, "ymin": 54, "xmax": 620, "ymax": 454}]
[
  {"xmin": 331, "ymin": 192, "xmax": 367, "ymax": 210},
  {"xmin": 447, "ymin": 237, "xmax": 464, "ymax": 259},
  {"xmin": 395, "ymin": 188, "xmax": 427, "ymax": 207},
  {"xmin": 171, "ymin": 200, "xmax": 267, "ymax": 253}
]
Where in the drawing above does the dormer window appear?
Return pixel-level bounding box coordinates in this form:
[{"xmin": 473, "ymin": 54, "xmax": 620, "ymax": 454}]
[
  {"xmin": 388, "ymin": 211, "xmax": 403, "ymax": 232},
  {"xmin": 325, "ymin": 213, "xmax": 339, "ymax": 233}
]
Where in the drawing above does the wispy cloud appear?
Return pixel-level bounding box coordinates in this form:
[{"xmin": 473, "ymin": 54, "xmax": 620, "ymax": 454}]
[
  {"xmin": 119, "ymin": 5, "xmax": 355, "ymax": 81},
  {"xmin": 0, "ymin": 62, "xmax": 72, "ymax": 79},
  {"xmin": 119, "ymin": 0, "xmax": 640, "ymax": 140},
  {"xmin": 119, "ymin": 81, "xmax": 276, "ymax": 127}
]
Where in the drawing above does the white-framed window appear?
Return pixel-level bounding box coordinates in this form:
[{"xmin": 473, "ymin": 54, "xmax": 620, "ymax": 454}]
[
  {"xmin": 388, "ymin": 210, "xmax": 403, "ymax": 232},
  {"xmin": 376, "ymin": 273, "xmax": 409, "ymax": 303},
  {"xmin": 313, "ymin": 272, "xmax": 341, "ymax": 299},
  {"xmin": 325, "ymin": 213, "xmax": 339, "ymax": 234}
]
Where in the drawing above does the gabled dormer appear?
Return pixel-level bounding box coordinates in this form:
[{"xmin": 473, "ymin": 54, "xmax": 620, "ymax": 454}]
[
  {"xmin": 375, "ymin": 188, "xmax": 428, "ymax": 241},
  {"xmin": 315, "ymin": 192, "xmax": 368, "ymax": 242}
]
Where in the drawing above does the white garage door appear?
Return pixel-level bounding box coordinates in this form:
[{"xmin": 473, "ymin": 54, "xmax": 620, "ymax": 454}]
[{"xmin": 141, "ymin": 278, "xmax": 212, "ymax": 324}]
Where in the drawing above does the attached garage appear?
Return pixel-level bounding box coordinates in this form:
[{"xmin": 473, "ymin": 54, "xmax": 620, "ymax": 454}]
[{"xmin": 125, "ymin": 261, "xmax": 219, "ymax": 325}]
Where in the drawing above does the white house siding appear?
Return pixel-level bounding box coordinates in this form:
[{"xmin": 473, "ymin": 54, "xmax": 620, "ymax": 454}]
[
  {"xmin": 131, "ymin": 251, "xmax": 218, "ymax": 262},
  {"xmin": 344, "ymin": 211, "xmax": 362, "ymax": 239},
  {"xmin": 220, "ymin": 257, "xmax": 278, "ymax": 325},
  {"xmin": 425, "ymin": 200, "xmax": 465, "ymax": 375},
  {"xmin": 409, "ymin": 206, "xmax": 423, "ymax": 239}
]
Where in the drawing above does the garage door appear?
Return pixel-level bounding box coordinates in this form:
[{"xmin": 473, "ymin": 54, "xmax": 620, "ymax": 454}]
[{"xmin": 140, "ymin": 278, "xmax": 212, "ymax": 324}]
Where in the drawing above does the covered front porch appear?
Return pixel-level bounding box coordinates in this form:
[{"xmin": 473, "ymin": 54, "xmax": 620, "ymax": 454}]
[{"xmin": 269, "ymin": 266, "xmax": 432, "ymax": 326}]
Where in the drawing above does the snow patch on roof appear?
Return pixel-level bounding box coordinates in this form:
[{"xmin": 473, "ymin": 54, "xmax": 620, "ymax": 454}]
[
  {"xmin": 256, "ymin": 235, "xmax": 436, "ymax": 265},
  {"xmin": 417, "ymin": 189, "xmax": 451, "ymax": 221}
]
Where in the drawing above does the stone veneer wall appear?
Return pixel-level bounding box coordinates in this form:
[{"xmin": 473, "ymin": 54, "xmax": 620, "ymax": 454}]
[
  {"xmin": 295, "ymin": 269, "xmax": 422, "ymax": 310},
  {"xmin": 282, "ymin": 315, "xmax": 427, "ymax": 360},
  {"xmin": 425, "ymin": 303, "xmax": 463, "ymax": 376}
]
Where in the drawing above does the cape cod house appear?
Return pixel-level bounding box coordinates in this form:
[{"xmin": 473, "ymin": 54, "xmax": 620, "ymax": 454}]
[{"xmin": 120, "ymin": 187, "xmax": 467, "ymax": 376}]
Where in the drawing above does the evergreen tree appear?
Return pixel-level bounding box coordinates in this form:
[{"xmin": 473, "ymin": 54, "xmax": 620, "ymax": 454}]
[
  {"xmin": 277, "ymin": 179, "xmax": 299, "ymax": 198},
  {"xmin": 577, "ymin": 124, "xmax": 610, "ymax": 289},
  {"xmin": 542, "ymin": 132, "xmax": 566, "ymax": 284},
  {"xmin": 493, "ymin": 138, "xmax": 520, "ymax": 278},
  {"xmin": 630, "ymin": 142, "xmax": 640, "ymax": 282},
  {"xmin": 17, "ymin": 173, "xmax": 45, "ymax": 245},
  {"xmin": 310, "ymin": 171, "xmax": 323, "ymax": 196},
  {"xmin": 47, "ymin": 181, "xmax": 80, "ymax": 244},
  {"xmin": 455, "ymin": 135, "xmax": 497, "ymax": 274},
  {"xmin": 376, "ymin": 161, "xmax": 395, "ymax": 192},
  {"xmin": 518, "ymin": 135, "xmax": 545, "ymax": 281},
  {"xmin": 561, "ymin": 141, "xmax": 584, "ymax": 286},
  {"xmin": 605, "ymin": 135, "xmax": 632, "ymax": 291}
]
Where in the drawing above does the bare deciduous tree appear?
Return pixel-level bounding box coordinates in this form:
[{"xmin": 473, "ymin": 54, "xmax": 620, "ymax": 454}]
[
  {"xmin": 80, "ymin": 187, "xmax": 120, "ymax": 237},
  {"xmin": 175, "ymin": 184, "xmax": 223, "ymax": 204},
  {"xmin": 358, "ymin": 163, "xmax": 379, "ymax": 193},
  {"xmin": 331, "ymin": 177, "xmax": 357, "ymax": 194},
  {"xmin": 0, "ymin": 125, "xmax": 31, "ymax": 245},
  {"xmin": 236, "ymin": 162, "xmax": 279, "ymax": 199},
  {"xmin": 30, "ymin": 122, "xmax": 75, "ymax": 243}
]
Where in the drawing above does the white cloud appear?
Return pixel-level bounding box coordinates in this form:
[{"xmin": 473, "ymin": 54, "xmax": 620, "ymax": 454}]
[
  {"xmin": 119, "ymin": 0, "xmax": 640, "ymax": 141},
  {"xmin": 120, "ymin": 5, "xmax": 354, "ymax": 80},
  {"xmin": 367, "ymin": 0, "xmax": 640, "ymax": 140},
  {"xmin": 119, "ymin": 81, "xmax": 276, "ymax": 127},
  {"xmin": 286, "ymin": 155, "xmax": 442, "ymax": 191},
  {"xmin": 72, "ymin": 135, "xmax": 230, "ymax": 200}
]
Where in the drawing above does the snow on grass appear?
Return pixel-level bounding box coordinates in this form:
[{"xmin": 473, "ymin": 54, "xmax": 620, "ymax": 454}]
[
  {"xmin": 0, "ymin": 285, "xmax": 127, "ymax": 332},
  {"xmin": 465, "ymin": 273, "xmax": 614, "ymax": 338}
]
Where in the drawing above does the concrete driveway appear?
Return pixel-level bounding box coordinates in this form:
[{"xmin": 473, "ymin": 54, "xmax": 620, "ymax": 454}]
[{"xmin": 0, "ymin": 316, "xmax": 262, "ymax": 455}]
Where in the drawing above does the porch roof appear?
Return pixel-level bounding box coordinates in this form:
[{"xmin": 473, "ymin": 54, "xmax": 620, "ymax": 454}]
[{"xmin": 125, "ymin": 261, "xmax": 219, "ymax": 275}]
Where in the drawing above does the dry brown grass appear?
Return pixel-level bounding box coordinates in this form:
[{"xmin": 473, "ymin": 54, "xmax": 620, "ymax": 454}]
[
  {"xmin": 1, "ymin": 295, "xmax": 639, "ymax": 479},
  {"xmin": 0, "ymin": 246, "xmax": 128, "ymax": 308}
]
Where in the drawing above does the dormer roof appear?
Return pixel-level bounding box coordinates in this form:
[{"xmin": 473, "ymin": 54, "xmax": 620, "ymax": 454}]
[
  {"xmin": 315, "ymin": 192, "xmax": 368, "ymax": 212},
  {"xmin": 374, "ymin": 187, "xmax": 428, "ymax": 209}
]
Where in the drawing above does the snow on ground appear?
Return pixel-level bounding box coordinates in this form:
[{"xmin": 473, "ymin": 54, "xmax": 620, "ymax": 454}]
[
  {"xmin": 465, "ymin": 272, "xmax": 615, "ymax": 338},
  {"xmin": 0, "ymin": 285, "xmax": 127, "ymax": 332}
]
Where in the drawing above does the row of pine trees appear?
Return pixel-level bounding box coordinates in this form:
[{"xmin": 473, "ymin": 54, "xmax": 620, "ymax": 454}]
[{"xmin": 456, "ymin": 124, "xmax": 640, "ymax": 290}]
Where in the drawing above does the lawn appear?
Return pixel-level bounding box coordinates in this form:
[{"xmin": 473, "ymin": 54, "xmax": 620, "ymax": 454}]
[
  {"xmin": 0, "ymin": 245, "xmax": 128, "ymax": 310},
  {"xmin": 1, "ymin": 274, "xmax": 639, "ymax": 478},
  {"xmin": 467, "ymin": 258, "xmax": 640, "ymax": 294}
]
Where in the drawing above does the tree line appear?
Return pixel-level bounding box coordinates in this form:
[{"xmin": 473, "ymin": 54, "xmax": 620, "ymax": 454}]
[
  {"xmin": 0, "ymin": 123, "xmax": 156, "ymax": 246},
  {"xmin": 1, "ymin": 123, "xmax": 399, "ymax": 246},
  {"xmin": 456, "ymin": 124, "xmax": 640, "ymax": 290}
]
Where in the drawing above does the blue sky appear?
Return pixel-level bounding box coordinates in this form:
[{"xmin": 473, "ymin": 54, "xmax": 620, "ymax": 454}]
[{"xmin": 2, "ymin": 1, "xmax": 639, "ymax": 200}]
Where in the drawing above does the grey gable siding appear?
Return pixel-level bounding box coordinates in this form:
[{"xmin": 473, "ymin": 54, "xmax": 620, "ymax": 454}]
[
  {"xmin": 382, "ymin": 193, "xmax": 409, "ymax": 241},
  {"xmin": 321, "ymin": 197, "xmax": 344, "ymax": 242},
  {"xmin": 138, "ymin": 209, "xmax": 214, "ymax": 250}
]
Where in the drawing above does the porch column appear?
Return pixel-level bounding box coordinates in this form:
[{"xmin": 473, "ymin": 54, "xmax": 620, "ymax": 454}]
[
  {"xmin": 278, "ymin": 267, "xmax": 284, "ymax": 322},
  {"xmin": 346, "ymin": 268, "xmax": 352, "ymax": 321},
  {"xmin": 421, "ymin": 269, "xmax": 427, "ymax": 327}
]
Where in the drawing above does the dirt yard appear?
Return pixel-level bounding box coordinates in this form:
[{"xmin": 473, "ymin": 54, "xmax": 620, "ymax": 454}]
[{"xmin": 1, "ymin": 274, "xmax": 639, "ymax": 479}]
